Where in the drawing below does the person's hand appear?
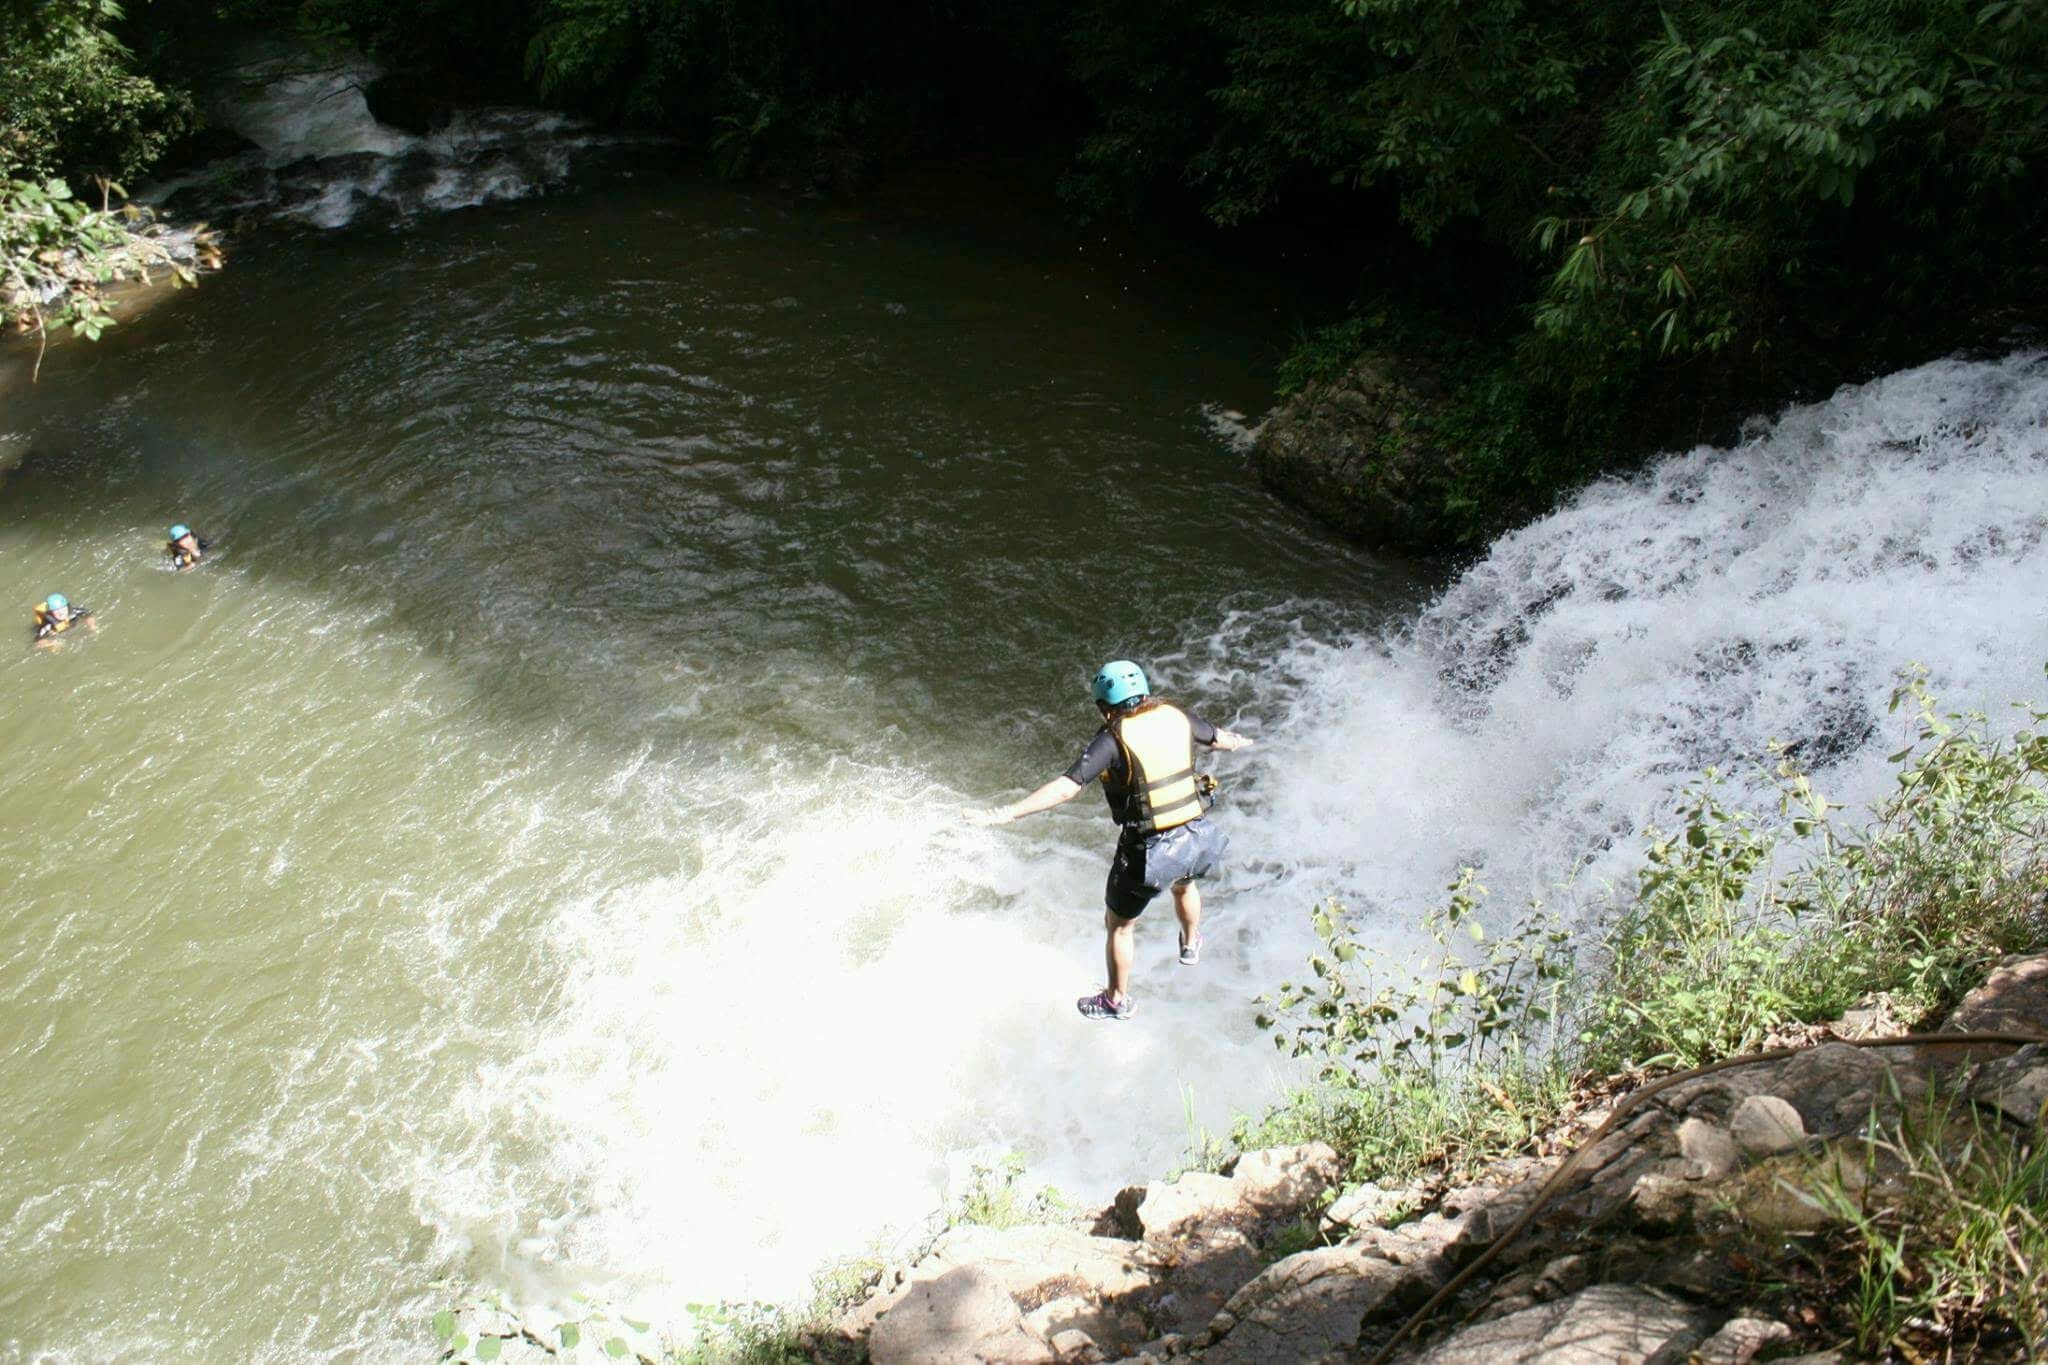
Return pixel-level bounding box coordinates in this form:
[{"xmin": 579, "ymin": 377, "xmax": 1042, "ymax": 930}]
[
  {"xmin": 1215, "ymin": 729, "xmax": 1256, "ymax": 752},
  {"xmin": 962, "ymin": 806, "xmax": 1009, "ymax": 827}
]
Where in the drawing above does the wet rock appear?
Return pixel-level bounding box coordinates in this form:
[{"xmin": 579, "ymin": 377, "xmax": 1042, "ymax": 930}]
[
  {"xmin": 1676, "ymin": 1118, "xmax": 1739, "ymax": 1180},
  {"xmin": 1250, "ymin": 355, "xmax": 1454, "ymax": 550},
  {"xmin": 1406, "ymin": 1283, "xmax": 1711, "ymax": 1364},
  {"xmin": 1694, "ymin": 1315, "xmax": 1794, "ymax": 1364},
  {"xmin": 1729, "ymin": 1095, "xmax": 1806, "ymax": 1158},
  {"xmin": 869, "ymin": 1265, "xmax": 1054, "ymax": 1365},
  {"xmin": 1195, "ymin": 1245, "xmax": 1419, "ymax": 1365}
]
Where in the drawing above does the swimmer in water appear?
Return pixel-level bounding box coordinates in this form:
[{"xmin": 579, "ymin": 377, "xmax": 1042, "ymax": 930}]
[
  {"xmin": 31, "ymin": 593, "xmax": 96, "ymax": 648},
  {"xmin": 166, "ymin": 523, "xmax": 210, "ymax": 570},
  {"xmin": 964, "ymin": 659, "xmax": 1254, "ymax": 1021}
]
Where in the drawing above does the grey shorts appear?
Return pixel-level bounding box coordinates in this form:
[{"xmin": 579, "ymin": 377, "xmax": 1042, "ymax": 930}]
[{"xmin": 1105, "ymin": 818, "xmax": 1228, "ymax": 918}]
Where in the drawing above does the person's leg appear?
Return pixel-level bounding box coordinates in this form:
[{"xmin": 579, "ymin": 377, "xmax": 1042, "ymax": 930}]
[
  {"xmin": 1103, "ymin": 908, "xmax": 1138, "ymax": 1002},
  {"xmin": 1173, "ymin": 879, "xmax": 1203, "ymax": 950}
]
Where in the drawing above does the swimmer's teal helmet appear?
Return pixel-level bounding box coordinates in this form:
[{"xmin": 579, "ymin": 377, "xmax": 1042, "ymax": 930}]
[
  {"xmin": 168, "ymin": 524, "xmax": 190, "ymax": 541},
  {"xmin": 45, "ymin": 593, "xmax": 68, "ymax": 611},
  {"xmin": 1092, "ymin": 659, "xmax": 1149, "ymax": 706}
]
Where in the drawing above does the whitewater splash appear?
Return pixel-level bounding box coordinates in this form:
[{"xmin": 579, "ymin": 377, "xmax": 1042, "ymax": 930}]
[
  {"xmin": 144, "ymin": 55, "xmax": 602, "ymax": 228},
  {"xmin": 1234, "ymin": 351, "xmax": 2048, "ymax": 923},
  {"xmin": 433, "ymin": 354, "xmax": 2047, "ymax": 1323}
]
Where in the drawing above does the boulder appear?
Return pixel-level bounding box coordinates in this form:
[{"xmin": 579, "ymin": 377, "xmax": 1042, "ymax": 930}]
[
  {"xmin": 869, "ymin": 1265, "xmax": 1054, "ymax": 1365},
  {"xmin": 1048, "ymin": 1327, "xmax": 1104, "ymax": 1363},
  {"xmin": 1250, "ymin": 355, "xmax": 1454, "ymax": 550},
  {"xmin": 834, "ymin": 1224, "xmax": 1156, "ymax": 1347},
  {"xmin": 1730, "ymin": 1150, "xmax": 1864, "ymax": 1235},
  {"xmin": 1148, "ymin": 1227, "xmax": 1263, "ymax": 1335},
  {"xmin": 1675, "ymin": 1118, "xmax": 1739, "ymax": 1181},
  {"xmin": 1222, "ymin": 1143, "xmax": 1343, "ymax": 1215},
  {"xmin": 1323, "ymin": 1181, "xmax": 1410, "ymax": 1235},
  {"xmin": 1770, "ymin": 1043, "xmax": 1890, "ymax": 1136},
  {"xmin": 1945, "ymin": 954, "xmax": 2048, "ymax": 1040},
  {"xmin": 1728, "ymin": 1096, "xmax": 1806, "ymax": 1158},
  {"xmin": 1193, "ymin": 1245, "xmax": 1419, "ymax": 1365},
  {"xmin": 930, "ymin": 1225, "xmax": 1158, "ymax": 1303},
  {"xmin": 1406, "ymin": 1283, "xmax": 1711, "ymax": 1364},
  {"xmin": 1694, "ymin": 1315, "xmax": 1795, "ymax": 1365},
  {"xmin": 1968, "ymin": 1045, "xmax": 2048, "ymax": 1127},
  {"xmin": 1127, "ymin": 1172, "xmax": 1243, "ymax": 1241},
  {"xmin": 1023, "ymin": 1296, "xmax": 1146, "ymax": 1358},
  {"xmin": 1121, "ymin": 1145, "xmax": 1342, "ymax": 1244},
  {"xmin": 1476, "ymin": 1252, "xmax": 1593, "ymax": 1321}
]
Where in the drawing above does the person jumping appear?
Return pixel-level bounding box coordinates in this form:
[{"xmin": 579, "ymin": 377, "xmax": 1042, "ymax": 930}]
[{"xmin": 965, "ymin": 659, "xmax": 1254, "ymax": 1020}]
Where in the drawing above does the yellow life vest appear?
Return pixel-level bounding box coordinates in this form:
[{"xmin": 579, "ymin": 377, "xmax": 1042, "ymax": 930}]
[
  {"xmin": 33, "ymin": 603, "xmax": 71, "ymax": 634},
  {"xmin": 1109, "ymin": 702, "xmax": 1205, "ymax": 834}
]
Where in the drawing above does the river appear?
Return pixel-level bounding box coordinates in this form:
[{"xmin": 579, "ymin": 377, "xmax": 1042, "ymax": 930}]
[{"xmin": 2, "ymin": 88, "xmax": 2045, "ymax": 1363}]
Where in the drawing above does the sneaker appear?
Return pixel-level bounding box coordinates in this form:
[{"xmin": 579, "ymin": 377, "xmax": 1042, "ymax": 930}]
[
  {"xmin": 1179, "ymin": 933, "xmax": 1203, "ymax": 966},
  {"xmin": 1076, "ymin": 990, "xmax": 1134, "ymax": 1021}
]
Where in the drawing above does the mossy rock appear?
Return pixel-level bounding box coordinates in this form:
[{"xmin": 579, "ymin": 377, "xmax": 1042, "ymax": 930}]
[{"xmin": 1252, "ymin": 353, "xmax": 1456, "ymax": 551}]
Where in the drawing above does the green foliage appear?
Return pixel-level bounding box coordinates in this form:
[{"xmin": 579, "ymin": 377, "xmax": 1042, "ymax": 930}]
[
  {"xmin": 1274, "ymin": 315, "xmax": 1375, "ymax": 398},
  {"xmin": 426, "ymin": 1287, "xmax": 665, "ymax": 1364},
  {"xmin": 1582, "ymin": 774, "xmax": 1810, "ymax": 1071},
  {"xmin": 0, "ymin": 0, "xmax": 193, "ymax": 185},
  {"xmin": 950, "ymin": 1152, "xmax": 1073, "ymax": 1230},
  {"xmin": 1250, "ymin": 873, "xmax": 1577, "ymax": 1184}
]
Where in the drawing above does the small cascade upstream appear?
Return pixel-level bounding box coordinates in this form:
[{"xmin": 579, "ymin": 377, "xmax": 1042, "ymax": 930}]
[{"xmin": 144, "ymin": 53, "xmax": 604, "ymax": 226}]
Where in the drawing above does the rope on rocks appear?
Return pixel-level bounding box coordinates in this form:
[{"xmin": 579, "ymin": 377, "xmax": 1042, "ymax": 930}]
[{"xmin": 1363, "ymin": 1029, "xmax": 2048, "ymax": 1365}]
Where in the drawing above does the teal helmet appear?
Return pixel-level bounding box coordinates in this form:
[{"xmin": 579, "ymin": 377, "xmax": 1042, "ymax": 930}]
[
  {"xmin": 45, "ymin": 593, "xmax": 69, "ymax": 612},
  {"xmin": 1091, "ymin": 659, "xmax": 1149, "ymax": 706},
  {"xmin": 168, "ymin": 524, "xmax": 191, "ymax": 541}
]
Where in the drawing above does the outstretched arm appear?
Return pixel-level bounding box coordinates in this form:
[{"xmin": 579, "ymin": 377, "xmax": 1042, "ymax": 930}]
[
  {"xmin": 1208, "ymin": 727, "xmax": 1255, "ymax": 752},
  {"xmin": 963, "ymin": 776, "xmax": 1083, "ymax": 827}
]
